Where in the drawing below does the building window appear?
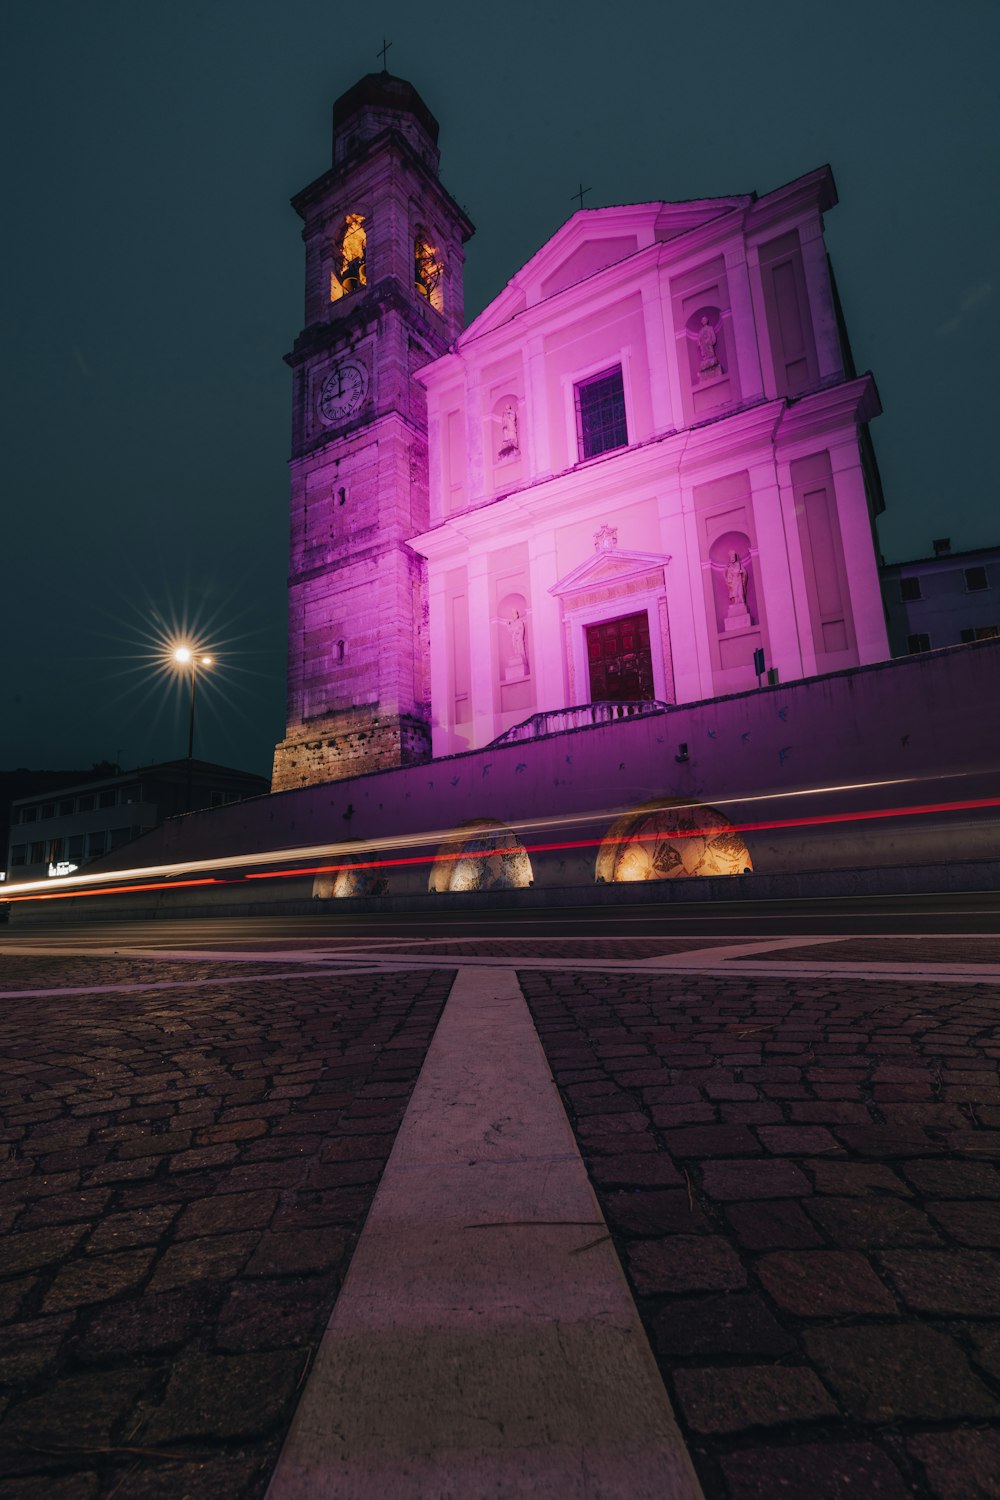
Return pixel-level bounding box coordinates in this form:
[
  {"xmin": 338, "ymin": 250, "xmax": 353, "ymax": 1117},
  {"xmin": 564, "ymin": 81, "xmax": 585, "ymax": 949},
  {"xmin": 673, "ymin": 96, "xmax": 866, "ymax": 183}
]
[
  {"xmin": 78, "ymin": 794, "xmax": 94, "ymax": 812},
  {"xmin": 58, "ymin": 798, "xmax": 74, "ymax": 815},
  {"xmin": 68, "ymin": 835, "xmax": 84, "ymax": 861},
  {"xmin": 965, "ymin": 566, "xmax": 989, "ymax": 592},
  {"xmin": 99, "ymin": 789, "xmax": 117, "ymax": 808},
  {"xmin": 961, "ymin": 625, "xmax": 999, "ymax": 643},
  {"xmin": 11, "ymin": 845, "xmax": 26, "ymax": 866},
  {"xmin": 41, "ymin": 802, "xmax": 55, "ymax": 819},
  {"xmin": 575, "ymin": 367, "xmax": 628, "ymax": 460},
  {"xmin": 109, "ymin": 826, "xmax": 133, "ymax": 848},
  {"xmin": 87, "ymin": 831, "xmax": 107, "ymax": 858},
  {"xmin": 30, "ymin": 842, "xmax": 45, "ymax": 863},
  {"xmin": 899, "ymin": 576, "xmax": 922, "ymax": 601},
  {"xmin": 906, "ymin": 633, "xmax": 931, "ymax": 654},
  {"xmin": 22, "ymin": 807, "xmax": 37, "ymax": 823}
]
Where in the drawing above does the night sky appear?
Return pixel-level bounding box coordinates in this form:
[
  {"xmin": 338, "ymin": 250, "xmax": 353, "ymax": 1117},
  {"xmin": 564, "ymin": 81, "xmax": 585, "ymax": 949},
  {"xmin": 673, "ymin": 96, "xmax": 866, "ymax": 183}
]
[{"xmin": 3, "ymin": 0, "xmax": 996, "ymax": 779}]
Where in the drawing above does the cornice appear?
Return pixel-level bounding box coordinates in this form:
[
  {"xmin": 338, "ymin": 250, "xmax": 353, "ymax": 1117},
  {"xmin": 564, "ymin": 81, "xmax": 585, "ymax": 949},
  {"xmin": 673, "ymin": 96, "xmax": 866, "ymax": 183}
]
[
  {"xmin": 290, "ymin": 127, "xmax": 474, "ymax": 242},
  {"xmin": 285, "ymin": 278, "xmax": 449, "ymax": 368},
  {"xmin": 773, "ymin": 374, "xmax": 881, "ymax": 449}
]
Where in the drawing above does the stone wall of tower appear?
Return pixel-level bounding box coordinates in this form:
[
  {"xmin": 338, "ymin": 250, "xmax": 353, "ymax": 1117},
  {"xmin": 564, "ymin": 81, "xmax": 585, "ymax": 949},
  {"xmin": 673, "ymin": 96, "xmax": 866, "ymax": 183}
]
[{"xmin": 272, "ymin": 73, "xmax": 472, "ymax": 792}]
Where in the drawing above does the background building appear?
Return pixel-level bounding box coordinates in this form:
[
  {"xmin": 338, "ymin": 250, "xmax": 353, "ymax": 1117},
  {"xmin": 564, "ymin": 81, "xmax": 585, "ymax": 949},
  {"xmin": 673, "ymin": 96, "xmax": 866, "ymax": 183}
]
[
  {"xmin": 272, "ymin": 73, "xmax": 889, "ymax": 786},
  {"xmin": 4, "ymin": 760, "xmax": 268, "ymax": 885},
  {"xmin": 881, "ymin": 539, "xmax": 1000, "ymax": 656}
]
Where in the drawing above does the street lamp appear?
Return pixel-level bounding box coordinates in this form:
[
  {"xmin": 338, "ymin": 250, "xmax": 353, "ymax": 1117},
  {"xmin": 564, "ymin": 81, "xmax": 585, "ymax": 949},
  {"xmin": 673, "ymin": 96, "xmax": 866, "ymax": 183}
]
[{"xmin": 172, "ymin": 645, "xmax": 213, "ymax": 810}]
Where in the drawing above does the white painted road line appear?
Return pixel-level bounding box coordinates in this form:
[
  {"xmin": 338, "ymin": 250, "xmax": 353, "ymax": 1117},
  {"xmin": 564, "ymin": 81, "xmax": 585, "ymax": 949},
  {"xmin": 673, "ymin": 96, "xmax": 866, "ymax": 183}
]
[{"xmin": 266, "ymin": 966, "xmax": 705, "ymax": 1500}]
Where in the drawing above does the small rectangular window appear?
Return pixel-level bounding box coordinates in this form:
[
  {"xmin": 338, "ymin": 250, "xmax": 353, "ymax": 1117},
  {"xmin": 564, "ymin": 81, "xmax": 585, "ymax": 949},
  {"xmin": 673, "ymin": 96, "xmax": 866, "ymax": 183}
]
[
  {"xmin": 40, "ymin": 802, "xmax": 55, "ymax": 819},
  {"xmin": 961, "ymin": 628, "xmax": 975, "ymax": 643},
  {"xmin": 78, "ymin": 794, "xmax": 95, "ymax": 812},
  {"xmin": 575, "ymin": 366, "xmax": 628, "ymax": 460},
  {"xmin": 30, "ymin": 842, "xmax": 46, "ymax": 863},
  {"xmin": 48, "ymin": 839, "xmax": 63, "ymax": 863},
  {"xmin": 58, "ymin": 799, "xmax": 74, "ymax": 816},
  {"xmin": 899, "ymin": 576, "xmax": 922, "ymax": 601},
  {"xmin": 87, "ymin": 831, "xmax": 107, "ymax": 857},
  {"xmin": 965, "ymin": 566, "xmax": 989, "ymax": 592},
  {"xmin": 907, "ymin": 633, "xmax": 931, "ymax": 654},
  {"xmin": 973, "ymin": 624, "xmax": 999, "ymax": 640},
  {"xmin": 11, "ymin": 846, "xmax": 26, "ymax": 866},
  {"xmin": 22, "ymin": 807, "xmax": 37, "ymax": 823},
  {"xmin": 98, "ymin": 789, "xmax": 117, "ymax": 808},
  {"xmin": 68, "ymin": 834, "xmax": 84, "ymax": 860}
]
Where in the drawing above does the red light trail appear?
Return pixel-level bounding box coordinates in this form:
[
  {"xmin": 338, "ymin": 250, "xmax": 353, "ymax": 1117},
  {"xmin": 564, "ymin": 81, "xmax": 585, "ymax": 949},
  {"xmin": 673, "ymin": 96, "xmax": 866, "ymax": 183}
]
[{"xmin": 3, "ymin": 795, "xmax": 997, "ymax": 904}]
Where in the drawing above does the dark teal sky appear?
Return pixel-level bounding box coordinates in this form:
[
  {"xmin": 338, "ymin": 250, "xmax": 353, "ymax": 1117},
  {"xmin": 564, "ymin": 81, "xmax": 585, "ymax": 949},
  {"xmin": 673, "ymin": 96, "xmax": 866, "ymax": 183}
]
[{"xmin": 2, "ymin": 0, "xmax": 997, "ymax": 776}]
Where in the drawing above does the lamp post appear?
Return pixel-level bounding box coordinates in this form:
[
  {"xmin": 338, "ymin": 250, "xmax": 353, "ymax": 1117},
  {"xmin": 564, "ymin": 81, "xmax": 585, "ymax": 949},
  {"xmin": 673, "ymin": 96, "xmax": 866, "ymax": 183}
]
[{"xmin": 172, "ymin": 646, "xmax": 213, "ymax": 811}]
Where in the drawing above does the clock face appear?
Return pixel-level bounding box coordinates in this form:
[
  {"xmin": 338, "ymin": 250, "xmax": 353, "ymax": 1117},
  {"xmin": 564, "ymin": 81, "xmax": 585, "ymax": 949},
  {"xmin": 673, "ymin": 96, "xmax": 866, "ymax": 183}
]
[{"xmin": 317, "ymin": 360, "xmax": 369, "ymax": 426}]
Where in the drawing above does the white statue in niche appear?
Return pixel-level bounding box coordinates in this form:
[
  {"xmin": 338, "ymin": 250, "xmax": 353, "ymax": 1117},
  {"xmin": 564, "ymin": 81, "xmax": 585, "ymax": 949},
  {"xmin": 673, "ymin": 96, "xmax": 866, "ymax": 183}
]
[
  {"xmin": 725, "ymin": 550, "xmax": 748, "ymax": 606},
  {"xmin": 722, "ymin": 550, "xmax": 752, "ymax": 633},
  {"xmin": 505, "ymin": 609, "xmax": 528, "ymax": 680},
  {"xmin": 697, "ymin": 316, "xmax": 720, "ymax": 376},
  {"xmin": 499, "ymin": 402, "xmax": 519, "ymax": 457}
]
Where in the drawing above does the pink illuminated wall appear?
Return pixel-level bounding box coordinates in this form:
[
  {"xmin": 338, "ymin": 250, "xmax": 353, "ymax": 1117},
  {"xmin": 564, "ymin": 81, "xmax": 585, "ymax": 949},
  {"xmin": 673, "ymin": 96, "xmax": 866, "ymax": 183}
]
[{"xmin": 412, "ymin": 167, "xmax": 888, "ymax": 757}]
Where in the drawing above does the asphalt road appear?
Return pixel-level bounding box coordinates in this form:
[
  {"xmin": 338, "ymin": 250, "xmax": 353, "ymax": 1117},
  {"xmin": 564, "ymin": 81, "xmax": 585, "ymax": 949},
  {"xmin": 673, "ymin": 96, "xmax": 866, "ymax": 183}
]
[{"xmin": 1, "ymin": 887, "xmax": 998, "ymax": 951}]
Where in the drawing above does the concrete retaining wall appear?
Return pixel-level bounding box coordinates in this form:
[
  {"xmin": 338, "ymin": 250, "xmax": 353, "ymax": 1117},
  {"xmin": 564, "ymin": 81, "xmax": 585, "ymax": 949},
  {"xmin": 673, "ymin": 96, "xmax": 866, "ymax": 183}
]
[{"xmin": 11, "ymin": 639, "xmax": 999, "ymax": 920}]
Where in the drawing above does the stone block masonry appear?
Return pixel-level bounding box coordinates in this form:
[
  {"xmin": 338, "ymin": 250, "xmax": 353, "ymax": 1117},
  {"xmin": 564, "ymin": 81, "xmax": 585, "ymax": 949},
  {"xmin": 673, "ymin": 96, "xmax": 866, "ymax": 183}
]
[
  {"xmin": 0, "ymin": 956, "xmax": 453, "ymax": 1498},
  {"xmin": 272, "ymin": 712, "xmax": 432, "ymax": 792},
  {"xmin": 521, "ymin": 968, "xmax": 1000, "ymax": 1499}
]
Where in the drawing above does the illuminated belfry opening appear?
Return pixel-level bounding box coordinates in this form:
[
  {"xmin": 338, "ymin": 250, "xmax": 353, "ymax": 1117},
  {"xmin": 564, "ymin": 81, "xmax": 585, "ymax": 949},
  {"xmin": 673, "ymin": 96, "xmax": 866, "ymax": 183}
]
[
  {"xmin": 414, "ymin": 230, "xmax": 444, "ymax": 311},
  {"xmin": 330, "ymin": 213, "xmax": 367, "ymax": 302}
]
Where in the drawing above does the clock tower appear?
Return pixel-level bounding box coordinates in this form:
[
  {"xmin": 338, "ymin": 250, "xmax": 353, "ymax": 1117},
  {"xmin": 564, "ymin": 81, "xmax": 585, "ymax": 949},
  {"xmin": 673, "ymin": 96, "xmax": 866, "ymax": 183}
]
[{"xmin": 272, "ymin": 73, "xmax": 473, "ymax": 791}]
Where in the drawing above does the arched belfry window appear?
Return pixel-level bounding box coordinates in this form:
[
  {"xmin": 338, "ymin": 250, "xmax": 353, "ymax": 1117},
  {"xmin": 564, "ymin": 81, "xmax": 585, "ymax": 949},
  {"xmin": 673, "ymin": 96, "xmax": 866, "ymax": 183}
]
[
  {"xmin": 330, "ymin": 214, "xmax": 367, "ymax": 302},
  {"xmin": 414, "ymin": 229, "xmax": 444, "ymax": 312}
]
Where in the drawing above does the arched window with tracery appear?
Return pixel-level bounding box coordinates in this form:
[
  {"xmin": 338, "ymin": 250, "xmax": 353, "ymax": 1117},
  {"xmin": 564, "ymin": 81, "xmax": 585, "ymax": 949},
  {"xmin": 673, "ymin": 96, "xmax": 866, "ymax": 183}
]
[
  {"xmin": 414, "ymin": 229, "xmax": 444, "ymax": 312},
  {"xmin": 330, "ymin": 214, "xmax": 367, "ymax": 302}
]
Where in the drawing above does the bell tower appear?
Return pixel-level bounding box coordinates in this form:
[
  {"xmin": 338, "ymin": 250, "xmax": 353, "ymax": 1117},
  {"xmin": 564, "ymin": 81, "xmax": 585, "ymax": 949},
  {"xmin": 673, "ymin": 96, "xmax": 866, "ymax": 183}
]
[{"xmin": 272, "ymin": 73, "xmax": 473, "ymax": 791}]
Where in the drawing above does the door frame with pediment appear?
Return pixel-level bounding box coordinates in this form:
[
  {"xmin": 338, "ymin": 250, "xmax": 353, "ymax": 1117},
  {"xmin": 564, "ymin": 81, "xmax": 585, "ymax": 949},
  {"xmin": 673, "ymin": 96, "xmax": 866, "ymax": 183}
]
[{"xmin": 548, "ymin": 547, "xmax": 675, "ymax": 707}]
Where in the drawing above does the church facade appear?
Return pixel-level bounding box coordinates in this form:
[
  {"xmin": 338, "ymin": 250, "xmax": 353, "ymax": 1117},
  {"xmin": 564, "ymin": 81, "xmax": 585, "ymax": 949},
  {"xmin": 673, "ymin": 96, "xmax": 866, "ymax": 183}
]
[{"xmin": 272, "ymin": 73, "xmax": 889, "ymax": 791}]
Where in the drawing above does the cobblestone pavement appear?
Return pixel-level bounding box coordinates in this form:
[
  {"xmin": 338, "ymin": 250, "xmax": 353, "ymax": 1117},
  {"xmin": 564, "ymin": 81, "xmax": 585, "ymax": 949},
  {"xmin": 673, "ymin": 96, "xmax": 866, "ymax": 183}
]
[
  {"xmin": 364, "ymin": 937, "xmax": 750, "ymax": 960},
  {"xmin": 747, "ymin": 938, "xmax": 1000, "ymax": 966},
  {"xmin": 521, "ymin": 969, "xmax": 1000, "ymax": 1500},
  {"xmin": 0, "ymin": 957, "xmax": 453, "ymax": 1500}
]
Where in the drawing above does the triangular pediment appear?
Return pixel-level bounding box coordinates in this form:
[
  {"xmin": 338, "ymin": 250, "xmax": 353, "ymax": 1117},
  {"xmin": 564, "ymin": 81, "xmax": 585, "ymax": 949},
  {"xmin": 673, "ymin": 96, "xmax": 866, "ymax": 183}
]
[
  {"xmin": 461, "ymin": 195, "xmax": 751, "ymax": 344},
  {"xmin": 550, "ymin": 547, "xmax": 672, "ymax": 598},
  {"xmin": 462, "ymin": 204, "xmax": 660, "ymax": 341}
]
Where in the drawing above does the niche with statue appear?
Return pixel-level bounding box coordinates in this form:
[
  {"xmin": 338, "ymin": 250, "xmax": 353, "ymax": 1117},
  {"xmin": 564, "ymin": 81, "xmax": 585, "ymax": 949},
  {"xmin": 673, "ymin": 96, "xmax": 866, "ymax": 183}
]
[
  {"xmin": 497, "ymin": 591, "xmax": 530, "ymax": 684},
  {"xmin": 686, "ymin": 305, "xmax": 726, "ymax": 387},
  {"xmin": 494, "ymin": 395, "xmax": 520, "ymax": 462},
  {"xmin": 710, "ymin": 531, "xmax": 756, "ymax": 635}
]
